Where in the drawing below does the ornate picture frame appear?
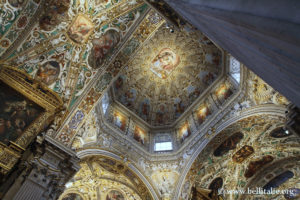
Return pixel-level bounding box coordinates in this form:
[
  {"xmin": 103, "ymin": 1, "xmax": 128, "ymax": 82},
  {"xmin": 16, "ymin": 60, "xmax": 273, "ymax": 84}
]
[{"xmin": 0, "ymin": 66, "xmax": 63, "ymax": 174}]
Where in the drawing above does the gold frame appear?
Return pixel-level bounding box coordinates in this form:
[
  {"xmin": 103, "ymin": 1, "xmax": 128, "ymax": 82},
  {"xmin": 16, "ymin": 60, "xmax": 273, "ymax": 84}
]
[{"xmin": 0, "ymin": 66, "xmax": 63, "ymax": 174}]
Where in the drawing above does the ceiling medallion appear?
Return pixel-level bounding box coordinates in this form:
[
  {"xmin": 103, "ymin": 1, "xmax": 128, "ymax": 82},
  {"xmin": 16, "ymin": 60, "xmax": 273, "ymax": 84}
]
[{"xmin": 150, "ymin": 48, "xmax": 180, "ymax": 79}]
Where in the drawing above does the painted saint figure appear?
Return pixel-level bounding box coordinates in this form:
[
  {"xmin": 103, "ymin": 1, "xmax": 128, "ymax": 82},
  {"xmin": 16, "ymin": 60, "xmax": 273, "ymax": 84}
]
[
  {"xmin": 36, "ymin": 61, "xmax": 60, "ymax": 86},
  {"xmin": 0, "ymin": 82, "xmax": 43, "ymax": 145},
  {"xmin": 150, "ymin": 48, "xmax": 180, "ymax": 79},
  {"xmin": 89, "ymin": 29, "xmax": 120, "ymax": 69},
  {"xmin": 197, "ymin": 105, "xmax": 210, "ymax": 124},
  {"xmin": 134, "ymin": 126, "xmax": 147, "ymax": 145},
  {"xmin": 67, "ymin": 15, "xmax": 94, "ymax": 43}
]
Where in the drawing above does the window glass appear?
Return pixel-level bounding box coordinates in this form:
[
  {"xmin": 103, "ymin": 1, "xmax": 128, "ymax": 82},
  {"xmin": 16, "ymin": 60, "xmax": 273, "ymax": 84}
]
[
  {"xmin": 102, "ymin": 92, "xmax": 109, "ymax": 114},
  {"xmin": 229, "ymin": 56, "xmax": 241, "ymax": 83},
  {"xmin": 155, "ymin": 142, "xmax": 173, "ymax": 151}
]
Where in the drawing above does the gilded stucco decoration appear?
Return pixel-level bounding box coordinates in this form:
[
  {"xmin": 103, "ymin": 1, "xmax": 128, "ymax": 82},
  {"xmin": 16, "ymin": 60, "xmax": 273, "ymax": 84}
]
[
  {"xmin": 60, "ymin": 156, "xmax": 153, "ymax": 200},
  {"xmin": 181, "ymin": 114, "xmax": 300, "ymax": 200},
  {"xmin": 112, "ymin": 24, "xmax": 223, "ymax": 126},
  {"xmin": 71, "ymin": 107, "xmax": 99, "ymax": 149},
  {"xmin": 247, "ymin": 71, "xmax": 289, "ymax": 106},
  {"xmin": 151, "ymin": 170, "xmax": 179, "ymax": 199},
  {"xmin": 0, "ymin": 0, "xmax": 164, "ymax": 150}
]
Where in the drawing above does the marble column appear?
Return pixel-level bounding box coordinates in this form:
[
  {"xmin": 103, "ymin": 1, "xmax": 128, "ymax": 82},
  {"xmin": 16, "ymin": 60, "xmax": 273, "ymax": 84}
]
[
  {"xmin": 2, "ymin": 138, "xmax": 80, "ymax": 200},
  {"xmin": 163, "ymin": 0, "xmax": 300, "ymax": 107}
]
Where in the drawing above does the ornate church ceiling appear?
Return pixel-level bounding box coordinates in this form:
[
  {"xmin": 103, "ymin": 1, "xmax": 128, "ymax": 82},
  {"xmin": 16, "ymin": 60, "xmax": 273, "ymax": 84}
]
[
  {"xmin": 111, "ymin": 24, "xmax": 223, "ymax": 126},
  {"xmin": 60, "ymin": 156, "xmax": 153, "ymax": 200},
  {"xmin": 0, "ymin": 0, "xmax": 149, "ymax": 111},
  {"xmin": 181, "ymin": 114, "xmax": 300, "ymax": 200}
]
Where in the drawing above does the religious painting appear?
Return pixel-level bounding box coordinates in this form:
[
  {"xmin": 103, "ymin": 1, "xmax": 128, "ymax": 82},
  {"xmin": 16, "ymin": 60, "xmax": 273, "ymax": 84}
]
[
  {"xmin": 114, "ymin": 75, "xmax": 126, "ymax": 91},
  {"xmin": 187, "ymin": 85, "xmax": 201, "ymax": 104},
  {"xmin": 113, "ymin": 111, "xmax": 127, "ymax": 132},
  {"xmin": 138, "ymin": 99, "xmax": 150, "ymax": 121},
  {"xmin": 174, "ymin": 98, "xmax": 185, "ymax": 119},
  {"xmin": 213, "ymin": 132, "xmax": 243, "ymax": 157},
  {"xmin": 89, "ymin": 29, "xmax": 121, "ymax": 69},
  {"xmin": 284, "ymin": 188, "xmax": 300, "ymax": 200},
  {"xmin": 263, "ymin": 170, "xmax": 294, "ymax": 191},
  {"xmin": 8, "ymin": 0, "xmax": 25, "ymax": 8},
  {"xmin": 178, "ymin": 122, "xmax": 191, "ymax": 143},
  {"xmin": 39, "ymin": 0, "xmax": 70, "ymax": 31},
  {"xmin": 215, "ymin": 83, "xmax": 233, "ymax": 104},
  {"xmin": 68, "ymin": 110, "xmax": 84, "ymax": 130},
  {"xmin": 120, "ymin": 88, "xmax": 136, "ymax": 108},
  {"xmin": 98, "ymin": 157, "xmax": 116, "ymax": 166},
  {"xmin": 205, "ymin": 51, "xmax": 222, "ymax": 66},
  {"xmin": 99, "ymin": 163, "xmax": 119, "ymax": 174},
  {"xmin": 0, "ymin": 81, "xmax": 44, "ymax": 145},
  {"xmin": 35, "ymin": 61, "xmax": 60, "ymax": 86},
  {"xmin": 62, "ymin": 193, "xmax": 83, "ymax": 200},
  {"xmin": 196, "ymin": 104, "xmax": 211, "ymax": 125},
  {"xmin": 133, "ymin": 126, "xmax": 147, "ymax": 145},
  {"xmin": 124, "ymin": 169, "xmax": 140, "ymax": 185},
  {"xmin": 232, "ymin": 145, "xmax": 254, "ymax": 163},
  {"xmin": 208, "ymin": 177, "xmax": 223, "ymax": 199},
  {"xmin": 155, "ymin": 104, "xmax": 168, "ymax": 125},
  {"xmin": 198, "ymin": 71, "xmax": 217, "ymax": 86},
  {"xmin": 270, "ymin": 127, "xmax": 292, "ymax": 138},
  {"xmin": 150, "ymin": 48, "xmax": 180, "ymax": 79},
  {"xmin": 106, "ymin": 190, "xmax": 124, "ymax": 200},
  {"xmin": 67, "ymin": 15, "xmax": 94, "ymax": 44},
  {"xmin": 244, "ymin": 155, "xmax": 274, "ymax": 178}
]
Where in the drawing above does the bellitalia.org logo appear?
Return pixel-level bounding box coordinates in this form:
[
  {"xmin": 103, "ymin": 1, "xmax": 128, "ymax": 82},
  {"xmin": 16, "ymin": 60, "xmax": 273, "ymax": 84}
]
[{"xmin": 218, "ymin": 187, "xmax": 296, "ymax": 196}]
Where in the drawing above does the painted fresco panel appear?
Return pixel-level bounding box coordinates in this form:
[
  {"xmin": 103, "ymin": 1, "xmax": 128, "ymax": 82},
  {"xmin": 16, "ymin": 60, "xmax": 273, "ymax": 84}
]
[
  {"xmin": 113, "ymin": 111, "xmax": 127, "ymax": 132},
  {"xmin": 133, "ymin": 126, "xmax": 147, "ymax": 145},
  {"xmin": 232, "ymin": 145, "xmax": 254, "ymax": 163},
  {"xmin": 35, "ymin": 61, "xmax": 60, "ymax": 86},
  {"xmin": 209, "ymin": 177, "xmax": 223, "ymax": 198},
  {"xmin": 89, "ymin": 29, "xmax": 121, "ymax": 69},
  {"xmin": 213, "ymin": 132, "xmax": 243, "ymax": 157},
  {"xmin": 215, "ymin": 83, "xmax": 233, "ymax": 104},
  {"xmin": 67, "ymin": 15, "xmax": 94, "ymax": 44},
  {"xmin": 178, "ymin": 122, "xmax": 191, "ymax": 143},
  {"xmin": 196, "ymin": 104, "xmax": 211, "ymax": 125},
  {"xmin": 0, "ymin": 81, "xmax": 44, "ymax": 145},
  {"xmin": 150, "ymin": 48, "xmax": 180, "ymax": 79},
  {"xmin": 263, "ymin": 171, "xmax": 294, "ymax": 191},
  {"xmin": 244, "ymin": 155, "xmax": 274, "ymax": 178},
  {"xmin": 106, "ymin": 190, "xmax": 124, "ymax": 200}
]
